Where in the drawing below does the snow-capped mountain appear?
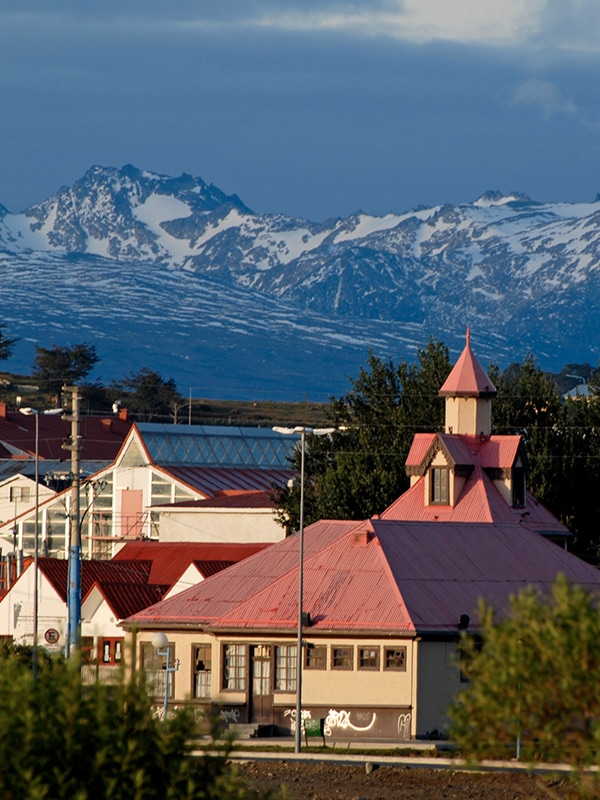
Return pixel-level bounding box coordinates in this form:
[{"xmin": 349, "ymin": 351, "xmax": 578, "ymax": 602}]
[{"xmin": 1, "ymin": 164, "xmax": 599, "ymax": 399}]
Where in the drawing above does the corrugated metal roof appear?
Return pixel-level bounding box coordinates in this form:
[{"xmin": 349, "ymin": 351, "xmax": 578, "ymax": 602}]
[
  {"xmin": 123, "ymin": 518, "xmax": 600, "ymax": 636},
  {"xmin": 112, "ymin": 541, "xmax": 271, "ymax": 584},
  {"xmin": 39, "ymin": 558, "xmax": 151, "ymax": 602},
  {"xmin": 405, "ymin": 434, "xmax": 435, "ymax": 467},
  {"xmin": 0, "ymin": 413, "xmax": 131, "ymax": 461},
  {"xmin": 160, "ymin": 490, "xmax": 276, "ymax": 510},
  {"xmin": 87, "ymin": 581, "xmax": 170, "ymax": 620},
  {"xmin": 136, "ymin": 424, "xmax": 298, "ymax": 469},
  {"xmin": 164, "ymin": 466, "xmax": 293, "ymax": 497}
]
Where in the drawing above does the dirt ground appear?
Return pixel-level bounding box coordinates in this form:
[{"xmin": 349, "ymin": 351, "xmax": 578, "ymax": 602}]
[{"xmin": 237, "ymin": 759, "xmax": 580, "ymax": 800}]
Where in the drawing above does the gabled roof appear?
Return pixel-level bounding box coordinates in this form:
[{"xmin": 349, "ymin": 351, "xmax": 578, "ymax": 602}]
[
  {"xmin": 382, "ymin": 464, "xmax": 566, "ymax": 535},
  {"xmin": 134, "ymin": 424, "xmax": 298, "ymax": 469},
  {"xmin": 39, "ymin": 558, "xmax": 151, "ymax": 602},
  {"xmin": 406, "ymin": 432, "xmax": 522, "ymax": 475},
  {"xmin": 84, "ymin": 581, "xmax": 170, "ymax": 620},
  {"xmin": 122, "ymin": 518, "xmax": 600, "ymax": 635},
  {"xmin": 112, "ymin": 541, "xmax": 271, "ymax": 585},
  {"xmin": 0, "ymin": 411, "xmax": 131, "ymax": 460},
  {"xmin": 439, "ymin": 329, "xmax": 496, "ymax": 398}
]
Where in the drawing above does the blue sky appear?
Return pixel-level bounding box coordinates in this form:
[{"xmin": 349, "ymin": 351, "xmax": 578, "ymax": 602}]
[{"xmin": 2, "ymin": 1, "xmax": 600, "ymax": 221}]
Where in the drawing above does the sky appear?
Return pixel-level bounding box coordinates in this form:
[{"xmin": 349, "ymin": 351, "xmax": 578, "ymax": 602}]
[{"xmin": 2, "ymin": 1, "xmax": 600, "ymax": 222}]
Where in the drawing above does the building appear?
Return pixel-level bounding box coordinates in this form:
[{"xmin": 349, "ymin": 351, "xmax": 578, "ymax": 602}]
[
  {"xmin": 0, "ymin": 542, "xmax": 271, "ymax": 662},
  {"xmin": 122, "ymin": 332, "xmax": 600, "ymax": 741},
  {"xmin": 0, "ymin": 424, "xmax": 295, "ymax": 560}
]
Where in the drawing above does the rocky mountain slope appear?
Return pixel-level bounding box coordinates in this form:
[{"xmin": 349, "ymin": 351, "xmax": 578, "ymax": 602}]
[{"xmin": 1, "ymin": 165, "xmax": 598, "ymax": 399}]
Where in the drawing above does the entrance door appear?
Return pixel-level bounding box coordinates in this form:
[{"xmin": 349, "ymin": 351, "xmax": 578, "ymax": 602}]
[
  {"xmin": 120, "ymin": 489, "xmax": 143, "ymax": 539},
  {"xmin": 251, "ymin": 645, "xmax": 273, "ymax": 723}
]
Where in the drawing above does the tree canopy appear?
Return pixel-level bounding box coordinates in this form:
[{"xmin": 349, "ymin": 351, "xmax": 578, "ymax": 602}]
[
  {"xmin": 274, "ymin": 339, "xmax": 452, "ymax": 531},
  {"xmin": 32, "ymin": 343, "xmax": 99, "ymax": 401},
  {"xmin": 450, "ymin": 575, "xmax": 600, "ymax": 771},
  {"xmin": 111, "ymin": 367, "xmax": 182, "ymax": 422},
  {"xmin": 0, "ymin": 324, "xmax": 17, "ymax": 362}
]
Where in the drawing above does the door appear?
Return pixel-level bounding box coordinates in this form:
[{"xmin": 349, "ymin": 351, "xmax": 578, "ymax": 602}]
[
  {"xmin": 251, "ymin": 645, "xmax": 273, "ymax": 723},
  {"xmin": 120, "ymin": 489, "xmax": 143, "ymax": 539}
]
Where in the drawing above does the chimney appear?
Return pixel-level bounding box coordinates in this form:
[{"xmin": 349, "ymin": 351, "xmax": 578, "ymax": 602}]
[
  {"xmin": 118, "ymin": 408, "xmax": 128, "ymax": 421},
  {"xmin": 0, "ymin": 402, "xmax": 6, "ymax": 419},
  {"xmin": 101, "ymin": 418, "xmax": 113, "ymax": 433}
]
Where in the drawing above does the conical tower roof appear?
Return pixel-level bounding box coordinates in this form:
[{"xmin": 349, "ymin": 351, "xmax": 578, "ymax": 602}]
[{"xmin": 439, "ymin": 329, "xmax": 496, "ymax": 399}]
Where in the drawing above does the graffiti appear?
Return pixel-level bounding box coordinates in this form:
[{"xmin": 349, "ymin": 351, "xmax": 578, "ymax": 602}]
[
  {"xmin": 219, "ymin": 708, "xmax": 240, "ymax": 724},
  {"xmin": 283, "ymin": 707, "xmax": 312, "ymax": 732},
  {"xmin": 325, "ymin": 709, "xmax": 377, "ymax": 733},
  {"xmin": 397, "ymin": 713, "xmax": 411, "ymax": 739}
]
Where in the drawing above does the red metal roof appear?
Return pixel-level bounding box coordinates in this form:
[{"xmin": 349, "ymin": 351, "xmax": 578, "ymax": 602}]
[
  {"xmin": 0, "ymin": 411, "xmax": 131, "ymax": 461},
  {"xmin": 123, "ymin": 518, "xmax": 600, "ymax": 635},
  {"xmin": 86, "ymin": 581, "xmax": 170, "ymax": 620},
  {"xmin": 112, "ymin": 541, "xmax": 271, "ymax": 584},
  {"xmin": 164, "ymin": 466, "xmax": 293, "ymax": 497},
  {"xmin": 439, "ymin": 329, "xmax": 496, "ymax": 398},
  {"xmin": 39, "ymin": 558, "xmax": 151, "ymax": 602},
  {"xmin": 157, "ymin": 490, "xmax": 276, "ymax": 510}
]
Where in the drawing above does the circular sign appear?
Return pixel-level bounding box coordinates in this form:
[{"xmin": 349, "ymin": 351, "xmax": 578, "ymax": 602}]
[{"xmin": 44, "ymin": 628, "xmax": 60, "ymax": 644}]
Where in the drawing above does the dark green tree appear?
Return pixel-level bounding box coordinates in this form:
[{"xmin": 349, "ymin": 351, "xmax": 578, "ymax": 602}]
[
  {"xmin": 112, "ymin": 367, "xmax": 182, "ymax": 422},
  {"xmin": 32, "ymin": 343, "xmax": 99, "ymax": 402},
  {"xmin": 0, "ymin": 649, "xmax": 256, "ymax": 800},
  {"xmin": 450, "ymin": 575, "xmax": 600, "ymax": 775},
  {"xmin": 274, "ymin": 339, "xmax": 452, "ymax": 531},
  {"xmin": 0, "ymin": 323, "xmax": 17, "ymax": 362}
]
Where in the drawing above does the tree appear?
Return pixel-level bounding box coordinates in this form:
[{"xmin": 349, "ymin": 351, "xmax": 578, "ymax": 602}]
[
  {"xmin": 274, "ymin": 339, "xmax": 452, "ymax": 531},
  {"xmin": 0, "ymin": 323, "xmax": 17, "ymax": 362},
  {"xmin": 0, "ymin": 648, "xmax": 257, "ymax": 800},
  {"xmin": 32, "ymin": 342, "xmax": 99, "ymax": 401},
  {"xmin": 112, "ymin": 367, "xmax": 182, "ymax": 422},
  {"xmin": 450, "ymin": 576, "xmax": 600, "ymax": 774}
]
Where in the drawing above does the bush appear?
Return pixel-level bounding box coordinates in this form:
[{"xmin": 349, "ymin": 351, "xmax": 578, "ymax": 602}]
[
  {"xmin": 449, "ymin": 575, "xmax": 600, "ymax": 768},
  {"xmin": 0, "ymin": 651, "xmax": 255, "ymax": 800}
]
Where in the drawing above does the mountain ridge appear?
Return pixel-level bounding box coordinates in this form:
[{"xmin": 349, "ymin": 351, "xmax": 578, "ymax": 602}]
[{"xmin": 1, "ymin": 164, "xmax": 599, "ymax": 399}]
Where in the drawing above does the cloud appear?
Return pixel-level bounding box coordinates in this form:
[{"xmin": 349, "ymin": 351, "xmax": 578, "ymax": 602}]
[
  {"xmin": 251, "ymin": 0, "xmax": 547, "ymax": 46},
  {"xmin": 512, "ymin": 79, "xmax": 578, "ymax": 119}
]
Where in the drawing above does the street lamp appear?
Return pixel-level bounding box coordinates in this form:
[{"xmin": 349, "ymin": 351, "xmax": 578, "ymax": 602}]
[
  {"xmin": 151, "ymin": 631, "xmax": 180, "ymax": 720},
  {"xmin": 19, "ymin": 407, "xmax": 62, "ymax": 678},
  {"xmin": 273, "ymin": 425, "xmax": 335, "ymax": 753}
]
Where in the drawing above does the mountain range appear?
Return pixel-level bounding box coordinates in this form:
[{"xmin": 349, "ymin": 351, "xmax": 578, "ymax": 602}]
[{"xmin": 1, "ymin": 164, "xmax": 599, "ymax": 400}]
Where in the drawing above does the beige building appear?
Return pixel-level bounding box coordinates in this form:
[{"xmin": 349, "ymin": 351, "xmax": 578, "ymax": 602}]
[{"xmin": 123, "ymin": 335, "xmax": 599, "ymax": 741}]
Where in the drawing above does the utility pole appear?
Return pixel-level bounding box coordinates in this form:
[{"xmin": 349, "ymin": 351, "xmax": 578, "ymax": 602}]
[{"xmin": 62, "ymin": 386, "xmax": 81, "ymax": 658}]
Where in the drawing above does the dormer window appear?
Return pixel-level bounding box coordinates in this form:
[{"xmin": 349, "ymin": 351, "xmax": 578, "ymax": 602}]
[
  {"xmin": 431, "ymin": 468, "xmax": 449, "ymax": 505},
  {"xmin": 512, "ymin": 466, "xmax": 525, "ymax": 508}
]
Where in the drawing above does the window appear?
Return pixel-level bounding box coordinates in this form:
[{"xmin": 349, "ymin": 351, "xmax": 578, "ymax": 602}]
[
  {"xmin": 384, "ymin": 647, "xmax": 407, "ymax": 671},
  {"xmin": 141, "ymin": 641, "xmax": 175, "ymax": 698},
  {"xmin": 430, "ymin": 468, "xmax": 449, "ymax": 504},
  {"xmin": 81, "ymin": 637, "xmax": 94, "ymax": 664},
  {"xmin": 9, "ymin": 486, "xmax": 30, "ymax": 502},
  {"xmin": 331, "ymin": 646, "xmax": 353, "ymax": 670},
  {"xmin": 193, "ymin": 644, "xmax": 212, "ymax": 699},
  {"xmin": 304, "ymin": 644, "xmax": 326, "ymax": 670},
  {"xmin": 512, "ymin": 467, "xmax": 526, "ymax": 508},
  {"xmin": 100, "ymin": 637, "xmax": 123, "ymax": 666},
  {"xmin": 358, "ymin": 646, "xmax": 380, "ymax": 670},
  {"xmin": 223, "ymin": 644, "xmax": 246, "ymax": 691},
  {"xmin": 275, "ymin": 645, "xmax": 297, "ymax": 691}
]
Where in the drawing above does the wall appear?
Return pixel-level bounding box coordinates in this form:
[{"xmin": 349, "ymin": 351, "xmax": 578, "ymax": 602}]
[{"xmin": 158, "ymin": 509, "xmax": 284, "ymax": 544}]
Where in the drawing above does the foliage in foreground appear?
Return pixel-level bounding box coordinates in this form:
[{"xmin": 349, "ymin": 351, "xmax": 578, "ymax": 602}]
[
  {"xmin": 0, "ymin": 653, "xmax": 255, "ymax": 800},
  {"xmin": 449, "ymin": 575, "xmax": 600, "ymax": 767}
]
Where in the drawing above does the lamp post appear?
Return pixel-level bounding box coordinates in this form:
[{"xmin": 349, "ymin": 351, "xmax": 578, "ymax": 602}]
[
  {"xmin": 273, "ymin": 425, "xmax": 335, "ymax": 753},
  {"xmin": 18, "ymin": 407, "xmax": 62, "ymax": 678},
  {"xmin": 151, "ymin": 632, "xmax": 180, "ymax": 720}
]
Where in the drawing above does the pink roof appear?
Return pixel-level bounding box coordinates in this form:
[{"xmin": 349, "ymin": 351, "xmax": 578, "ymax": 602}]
[
  {"xmin": 439, "ymin": 329, "xmax": 496, "ymax": 398},
  {"xmin": 112, "ymin": 541, "xmax": 271, "ymax": 584},
  {"xmin": 122, "ymin": 518, "xmax": 600, "ymax": 635}
]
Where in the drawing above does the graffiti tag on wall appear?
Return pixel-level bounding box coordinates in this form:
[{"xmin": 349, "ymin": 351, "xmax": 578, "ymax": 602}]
[{"xmin": 219, "ymin": 708, "xmax": 240, "ymax": 724}]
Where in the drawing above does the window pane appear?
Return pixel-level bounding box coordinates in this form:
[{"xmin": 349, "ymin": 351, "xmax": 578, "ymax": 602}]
[{"xmin": 275, "ymin": 645, "xmax": 297, "ymax": 691}]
